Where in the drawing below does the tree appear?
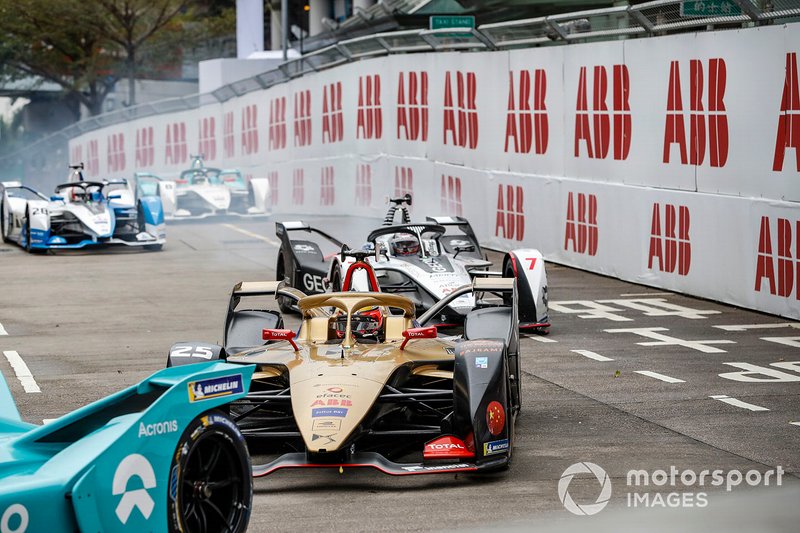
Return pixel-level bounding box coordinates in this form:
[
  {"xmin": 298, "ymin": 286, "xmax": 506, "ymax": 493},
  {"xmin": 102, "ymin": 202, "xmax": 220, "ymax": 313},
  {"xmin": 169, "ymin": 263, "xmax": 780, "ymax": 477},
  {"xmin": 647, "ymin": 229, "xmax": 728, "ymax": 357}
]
[{"xmin": 0, "ymin": 0, "xmax": 115, "ymax": 117}]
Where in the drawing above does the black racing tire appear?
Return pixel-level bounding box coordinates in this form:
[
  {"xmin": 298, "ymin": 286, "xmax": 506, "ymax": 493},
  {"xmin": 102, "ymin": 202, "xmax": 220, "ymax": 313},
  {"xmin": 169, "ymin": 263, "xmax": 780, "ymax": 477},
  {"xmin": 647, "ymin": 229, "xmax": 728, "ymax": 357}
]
[
  {"xmin": 23, "ymin": 209, "xmax": 32, "ymax": 253},
  {"xmin": 330, "ymin": 269, "xmax": 342, "ymax": 292},
  {"xmin": 168, "ymin": 410, "xmax": 252, "ymax": 533},
  {"xmin": 0, "ymin": 202, "xmax": 8, "ymax": 243},
  {"xmin": 276, "ymin": 251, "xmax": 294, "ymax": 314}
]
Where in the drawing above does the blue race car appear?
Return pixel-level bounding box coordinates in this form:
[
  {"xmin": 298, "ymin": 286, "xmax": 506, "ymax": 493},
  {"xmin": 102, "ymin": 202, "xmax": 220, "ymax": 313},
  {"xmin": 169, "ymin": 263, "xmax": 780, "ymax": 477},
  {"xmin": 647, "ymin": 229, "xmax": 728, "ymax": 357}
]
[
  {"xmin": 1, "ymin": 164, "xmax": 165, "ymax": 252},
  {"xmin": 0, "ymin": 362, "xmax": 254, "ymax": 532}
]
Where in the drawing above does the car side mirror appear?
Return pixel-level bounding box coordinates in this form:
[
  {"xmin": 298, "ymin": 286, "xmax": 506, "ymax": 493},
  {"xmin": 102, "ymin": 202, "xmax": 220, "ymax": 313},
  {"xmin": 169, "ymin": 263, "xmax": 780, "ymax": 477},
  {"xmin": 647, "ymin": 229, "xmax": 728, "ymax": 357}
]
[
  {"xmin": 263, "ymin": 328, "xmax": 298, "ymax": 351},
  {"xmin": 400, "ymin": 326, "xmax": 437, "ymax": 350},
  {"xmin": 453, "ymin": 245, "xmax": 475, "ymax": 258}
]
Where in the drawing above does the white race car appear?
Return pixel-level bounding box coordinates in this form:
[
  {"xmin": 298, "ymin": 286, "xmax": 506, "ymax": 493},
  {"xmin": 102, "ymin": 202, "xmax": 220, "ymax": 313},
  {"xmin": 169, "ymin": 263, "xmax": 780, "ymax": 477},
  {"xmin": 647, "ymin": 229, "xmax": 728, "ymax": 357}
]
[
  {"xmin": 1, "ymin": 169, "xmax": 165, "ymax": 252},
  {"xmin": 135, "ymin": 156, "xmax": 271, "ymax": 219},
  {"xmin": 275, "ymin": 195, "xmax": 549, "ymax": 330}
]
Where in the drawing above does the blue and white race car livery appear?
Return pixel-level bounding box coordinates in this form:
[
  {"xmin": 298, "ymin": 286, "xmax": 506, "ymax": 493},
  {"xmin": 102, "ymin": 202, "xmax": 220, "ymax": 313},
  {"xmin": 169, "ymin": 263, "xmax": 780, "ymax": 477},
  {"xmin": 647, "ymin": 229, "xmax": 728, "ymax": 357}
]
[
  {"xmin": 0, "ymin": 362, "xmax": 255, "ymax": 532},
  {"xmin": 1, "ymin": 165, "xmax": 165, "ymax": 252}
]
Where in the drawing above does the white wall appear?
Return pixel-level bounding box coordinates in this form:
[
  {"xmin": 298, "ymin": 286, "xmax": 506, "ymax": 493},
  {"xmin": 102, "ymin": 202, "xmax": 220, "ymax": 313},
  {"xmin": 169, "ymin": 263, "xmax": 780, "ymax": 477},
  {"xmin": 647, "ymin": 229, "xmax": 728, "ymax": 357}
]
[{"xmin": 69, "ymin": 24, "xmax": 800, "ymax": 319}]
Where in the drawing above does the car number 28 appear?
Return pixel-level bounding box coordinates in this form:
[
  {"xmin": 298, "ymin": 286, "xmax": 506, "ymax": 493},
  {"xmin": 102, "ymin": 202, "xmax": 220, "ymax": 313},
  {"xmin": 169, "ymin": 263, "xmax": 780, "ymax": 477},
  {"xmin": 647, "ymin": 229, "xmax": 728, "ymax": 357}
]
[{"xmin": 169, "ymin": 345, "xmax": 215, "ymax": 359}]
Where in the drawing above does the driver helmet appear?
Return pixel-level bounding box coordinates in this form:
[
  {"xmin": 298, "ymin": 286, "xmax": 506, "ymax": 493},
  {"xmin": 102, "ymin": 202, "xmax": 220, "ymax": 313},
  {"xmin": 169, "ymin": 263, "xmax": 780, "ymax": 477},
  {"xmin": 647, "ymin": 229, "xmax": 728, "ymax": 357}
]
[
  {"xmin": 332, "ymin": 306, "xmax": 384, "ymax": 341},
  {"xmin": 390, "ymin": 235, "xmax": 420, "ymax": 256}
]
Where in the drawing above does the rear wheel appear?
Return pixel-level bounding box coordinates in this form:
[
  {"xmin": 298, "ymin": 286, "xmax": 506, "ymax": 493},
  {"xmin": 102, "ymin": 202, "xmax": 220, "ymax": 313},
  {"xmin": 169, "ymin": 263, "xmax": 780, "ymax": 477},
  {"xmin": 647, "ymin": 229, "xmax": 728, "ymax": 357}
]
[
  {"xmin": 330, "ymin": 269, "xmax": 342, "ymax": 292},
  {"xmin": 168, "ymin": 411, "xmax": 252, "ymax": 533},
  {"xmin": 0, "ymin": 202, "xmax": 8, "ymax": 243},
  {"xmin": 23, "ymin": 210, "xmax": 32, "ymax": 253}
]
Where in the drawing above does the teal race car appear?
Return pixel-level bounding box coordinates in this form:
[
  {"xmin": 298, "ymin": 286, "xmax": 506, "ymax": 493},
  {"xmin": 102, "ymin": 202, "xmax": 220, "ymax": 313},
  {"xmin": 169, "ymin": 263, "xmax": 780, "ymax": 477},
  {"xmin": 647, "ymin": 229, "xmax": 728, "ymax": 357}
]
[{"xmin": 0, "ymin": 362, "xmax": 254, "ymax": 532}]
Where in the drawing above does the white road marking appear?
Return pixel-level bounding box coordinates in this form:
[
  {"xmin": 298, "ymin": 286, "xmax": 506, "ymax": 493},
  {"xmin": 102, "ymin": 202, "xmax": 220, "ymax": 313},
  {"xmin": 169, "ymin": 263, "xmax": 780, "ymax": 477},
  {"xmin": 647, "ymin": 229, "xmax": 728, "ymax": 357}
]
[
  {"xmin": 0, "ymin": 322, "xmax": 7, "ymax": 335},
  {"xmin": 571, "ymin": 349, "xmax": 614, "ymax": 362},
  {"xmin": 222, "ymin": 223, "xmax": 279, "ymax": 246},
  {"xmin": 42, "ymin": 418, "xmax": 57, "ymax": 424},
  {"xmin": 714, "ymin": 323, "xmax": 800, "ymax": 332},
  {"xmin": 719, "ymin": 362, "xmax": 800, "ymax": 383},
  {"xmin": 598, "ymin": 298, "xmax": 720, "ymax": 320},
  {"xmin": 528, "ymin": 335, "xmax": 557, "ymax": 343},
  {"xmin": 549, "ymin": 300, "xmax": 632, "ymax": 322},
  {"xmin": 710, "ymin": 395, "xmax": 769, "ymax": 412},
  {"xmin": 2, "ymin": 350, "xmax": 40, "ymax": 393},
  {"xmin": 604, "ymin": 327, "xmax": 735, "ymax": 353},
  {"xmin": 619, "ymin": 292, "xmax": 673, "ymax": 297},
  {"xmin": 635, "ymin": 370, "xmax": 685, "ymax": 383},
  {"xmin": 760, "ymin": 336, "xmax": 800, "ymax": 348},
  {"xmin": 790, "ymin": 422, "xmax": 800, "ymax": 427}
]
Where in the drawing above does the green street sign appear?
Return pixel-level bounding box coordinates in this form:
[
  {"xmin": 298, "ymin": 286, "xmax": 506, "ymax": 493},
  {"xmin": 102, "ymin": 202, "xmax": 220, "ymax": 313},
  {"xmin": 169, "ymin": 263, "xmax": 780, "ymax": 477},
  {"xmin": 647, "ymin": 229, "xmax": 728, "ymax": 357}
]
[
  {"xmin": 429, "ymin": 15, "xmax": 476, "ymax": 31},
  {"xmin": 680, "ymin": 1, "xmax": 742, "ymax": 17}
]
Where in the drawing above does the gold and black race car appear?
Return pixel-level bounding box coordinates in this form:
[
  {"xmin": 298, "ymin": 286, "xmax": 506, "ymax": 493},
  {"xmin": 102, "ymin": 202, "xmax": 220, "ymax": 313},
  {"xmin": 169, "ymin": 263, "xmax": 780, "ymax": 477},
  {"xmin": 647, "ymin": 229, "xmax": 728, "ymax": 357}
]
[{"xmin": 167, "ymin": 272, "xmax": 523, "ymax": 476}]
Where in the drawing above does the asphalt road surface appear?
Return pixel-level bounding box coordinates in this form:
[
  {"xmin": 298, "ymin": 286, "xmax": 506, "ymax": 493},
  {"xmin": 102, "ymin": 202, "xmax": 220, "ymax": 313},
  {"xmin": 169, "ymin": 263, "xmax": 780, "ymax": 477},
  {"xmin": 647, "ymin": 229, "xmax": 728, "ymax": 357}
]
[{"xmin": 1, "ymin": 215, "xmax": 798, "ymax": 531}]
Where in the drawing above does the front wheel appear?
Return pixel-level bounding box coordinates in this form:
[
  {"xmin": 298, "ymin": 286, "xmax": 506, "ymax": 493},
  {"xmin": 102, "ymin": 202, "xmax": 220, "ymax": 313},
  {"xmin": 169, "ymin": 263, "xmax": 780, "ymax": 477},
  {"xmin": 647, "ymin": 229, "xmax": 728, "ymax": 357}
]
[
  {"xmin": 23, "ymin": 211, "xmax": 32, "ymax": 253},
  {"xmin": 168, "ymin": 411, "xmax": 252, "ymax": 533},
  {"xmin": 0, "ymin": 203, "xmax": 8, "ymax": 243}
]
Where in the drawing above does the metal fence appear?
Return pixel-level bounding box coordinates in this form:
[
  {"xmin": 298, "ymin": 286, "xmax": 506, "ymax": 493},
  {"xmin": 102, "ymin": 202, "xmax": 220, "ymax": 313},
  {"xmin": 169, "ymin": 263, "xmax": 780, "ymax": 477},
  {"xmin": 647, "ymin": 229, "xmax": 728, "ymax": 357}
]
[{"xmin": 2, "ymin": 0, "xmax": 799, "ymax": 182}]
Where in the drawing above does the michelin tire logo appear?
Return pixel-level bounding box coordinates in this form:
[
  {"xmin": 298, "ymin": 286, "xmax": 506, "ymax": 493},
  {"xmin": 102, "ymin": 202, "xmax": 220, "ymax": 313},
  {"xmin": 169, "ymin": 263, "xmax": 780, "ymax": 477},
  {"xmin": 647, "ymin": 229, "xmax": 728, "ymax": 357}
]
[
  {"xmin": 188, "ymin": 374, "xmax": 243, "ymax": 402},
  {"xmin": 558, "ymin": 462, "xmax": 612, "ymax": 516}
]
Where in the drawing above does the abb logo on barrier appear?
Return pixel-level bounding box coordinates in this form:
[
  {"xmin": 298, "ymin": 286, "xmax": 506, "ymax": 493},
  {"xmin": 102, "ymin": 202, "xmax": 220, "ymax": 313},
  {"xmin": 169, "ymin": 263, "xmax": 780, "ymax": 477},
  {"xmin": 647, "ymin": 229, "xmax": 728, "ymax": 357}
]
[
  {"xmin": 223, "ymin": 111, "xmax": 235, "ymax": 158},
  {"xmin": 294, "ymin": 90, "xmax": 312, "ymax": 147},
  {"xmin": 394, "ymin": 166, "xmax": 413, "ymax": 197},
  {"xmin": 107, "ymin": 133, "xmax": 125, "ymax": 173},
  {"xmin": 495, "ymin": 184, "xmax": 524, "ymax": 241},
  {"xmin": 773, "ymin": 53, "xmax": 800, "ymax": 172},
  {"xmin": 357, "ymin": 75, "xmax": 382, "ymax": 139},
  {"xmin": 322, "ymin": 82, "xmax": 344, "ymax": 144},
  {"xmin": 648, "ymin": 203, "xmax": 691, "ymax": 276},
  {"xmin": 505, "ymin": 69, "xmax": 548, "ymax": 155},
  {"xmin": 443, "ymin": 71, "xmax": 478, "ymax": 149},
  {"xmin": 135, "ymin": 126, "xmax": 154, "ymax": 168},
  {"xmin": 755, "ymin": 216, "xmax": 799, "ymax": 299},
  {"xmin": 269, "ymin": 97, "xmax": 287, "ymax": 150},
  {"xmin": 198, "ymin": 117, "xmax": 216, "ymax": 161},
  {"xmin": 242, "ymin": 105, "xmax": 259, "ymax": 155},
  {"xmin": 663, "ymin": 59, "xmax": 728, "ymax": 167},
  {"xmin": 397, "ymin": 71, "xmax": 429, "ymax": 142},
  {"xmin": 85, "ymin": 140, "xmax": 99, "ymax": 176},
  {"xmin": 320, "ymin": 166, "xmax": 335, "ymax": 206},
  {"xmin": 165, "ymin": 122, "xmax": 187, "ymax": 165},
  {"xmin": 292, "ymin": 169, "xmax": 304, "ymax": 205},
  {"xmin": 267, "ymin": 171, "xmax": 278, "ymax": 206},
  {"xmin": 575, "ymin": 65, "xmax": 631, "ymax": 160},
  {"xmin": 70, "ymin": 145, "xmax": 82, "ymax": 167},
  {"xmin": 356, "ymin": 164, "xmax": 372, "ymax": 206},
  {"xmin": 440, "ymin": 175, "xmax": 462, "ymax": 216},
  {"xmin": 564, "ymin": 192, "xmax": 598, "ymax": 255}
]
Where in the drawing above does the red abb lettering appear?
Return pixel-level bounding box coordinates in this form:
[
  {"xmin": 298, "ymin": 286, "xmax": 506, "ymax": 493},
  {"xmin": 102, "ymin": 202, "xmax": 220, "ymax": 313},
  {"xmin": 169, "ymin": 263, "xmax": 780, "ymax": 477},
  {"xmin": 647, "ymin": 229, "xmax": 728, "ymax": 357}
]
[
  {"xmin": 394, "ymin": 166, "xmax": 413, "ymax": 198},
  {"xmin": 648, "ymin": 203, "xmax": 691, "ymax": 275},
  {"xmin": 755, "ymin": 216, "xmax": 798, "ymax": 298},
  {"xmin": 575, "ymin": 65, "xmax": 630, "ymax": 160},
  {"xmin": 223, "ymin": 112, "xmax": 235, "ymax": 158},
  {"xmin": 107, "ymin": 133, "xmax": 125, "ymax": 173},
  {"xmin": 269, "ymin": 97, "xmax": 287, "ymax": 150},
  {"xmin": 773, "ymin": 53, "xmax": 800, "ymax": 172},
  {"xmin": 320, "ymin": 166, "xmax": 335, "ymax": 206},
  {"xmin": 86, "ymin": 140, "xmax": 99, "ymax": 176},
  {"xmin": 267, "ymin": 171, "xmax": 278, "ymax": 206},
  {"xmin": 495, "ymin": 184, "xmax": 524, "ymax": 241},
  {"xmin": 241, "ymin": 105, "xmax": 259, "ymax": 155},
  {"xmin": 663, "ymin": 58, "xmax": 728, "ymax": 167},
  {"xmin": 564, "ymin": 192, "xmax": 598, "ymax": 255},
  {"xmin": 294, "ymin": 90, "xmax": 312, "ymax": 147},
  {"xmin": 443, "ymin": 71, "xmax": 478, "ymax": 149},
  {"xmin": 357, "ymin": 75, "xmax": 382, "ymax": 140},
  {"xmin": 198, "ymin": 118, "xmax": 216, "ymax": 161},
  {"xmin": 356, "ymin": 164, "xmax": 372, "ymax": 206},
  {"xmin": 292, "ymin": 169, "xmax": 304, "ymax": 205},
  {"xmin": 322, "ymin": 82, "xmax": 344, "ymax": 144},
  {"xmin": 505, "ymin": 69, "xmax": 548, "ymax": 155},
  {"xmin": 440, "ymin": 175, "xmax": 463, "ymax": 216},
  {"xmin": 135, "ymin": 127, "xmax": 154, "ymax": 168},
  {"xmin": 397, "ymin": 71, "xmax": 429, "ymax": 141}
]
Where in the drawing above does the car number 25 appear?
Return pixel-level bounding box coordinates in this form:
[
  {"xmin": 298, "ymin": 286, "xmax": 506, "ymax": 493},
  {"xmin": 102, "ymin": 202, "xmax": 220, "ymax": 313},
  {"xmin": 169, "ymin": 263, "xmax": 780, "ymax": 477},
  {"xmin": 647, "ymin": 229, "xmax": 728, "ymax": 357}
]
[{"xmin": 170, "ymin": 345, "xmax": 216, "ymax": 359}]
